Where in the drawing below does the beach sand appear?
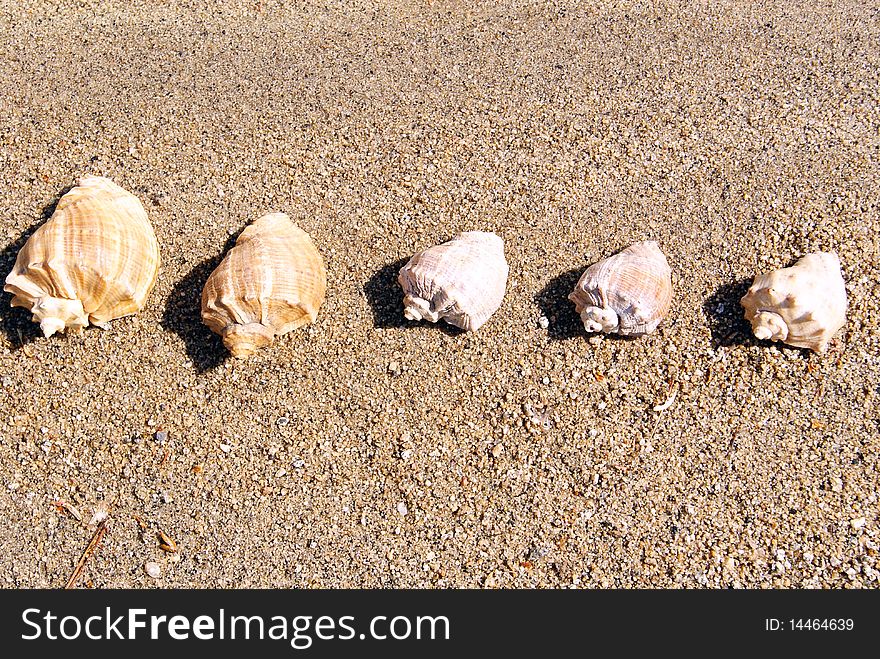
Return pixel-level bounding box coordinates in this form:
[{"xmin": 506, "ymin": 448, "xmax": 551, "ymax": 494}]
[{"xmin": 0, "ymin": 0, "xmax": 877, "ymax": 587}]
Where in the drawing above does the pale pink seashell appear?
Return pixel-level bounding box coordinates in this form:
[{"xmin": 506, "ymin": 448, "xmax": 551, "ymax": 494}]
[
  {"xmin": 569, "ymin": 241, "xmax": 672, "ymax": 336},
  {"xmin": 398, "ymin": 231, "xmax": 508, "ymax": 331}
]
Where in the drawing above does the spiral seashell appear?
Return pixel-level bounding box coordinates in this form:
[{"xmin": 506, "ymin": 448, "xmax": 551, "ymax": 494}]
[
  {"xmin": 4, "ymin": 176, "xmax": 160, "ymax": 337},
  {"xmin": 740, "ymin": 251, "xmax": 846, "ymax": 353},
  {"xmin": 201, "ymin": 213, "xmax": 326, "ymax": 358},
  {"xmin": 397, "ymin": 231, "xmax": 508, "ymax": 331},
  {"xmin": 568, "ymin": 241, "xmax": 672, "ymax": 336}
]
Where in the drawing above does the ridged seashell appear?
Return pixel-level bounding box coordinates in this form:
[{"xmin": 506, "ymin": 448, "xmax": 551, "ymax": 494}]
[
  {"xmin": 740, "ymin": 252, "xmax": 846, "ymax": 353},
  {"xmin": 397, "ymin": 231, "xmax": 508, "ymax": 331},
  {"xmin": 201, "ymin": 213, "xmax": 327, "ymax": 358},
  {"xmin": 4, "ymin": 176, "xmax": 160, "ymax": 337},
  {"xmin": 568, "ymin": 241, "xmax": 672, "ymax": 336}
]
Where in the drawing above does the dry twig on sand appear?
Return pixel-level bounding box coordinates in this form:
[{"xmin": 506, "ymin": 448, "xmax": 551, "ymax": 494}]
[{"xmin": 64, "ymin": 518, "xmax": 109, "ymax": 590}]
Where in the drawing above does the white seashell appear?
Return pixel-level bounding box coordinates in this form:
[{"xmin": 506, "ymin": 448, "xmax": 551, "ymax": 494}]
[
  {"xmin": 201, "ymin": 213, "xmax": 326, "ymax": 358},
  {"xmin": 4, "ymin": 176, "xmax": 160, "ymax": 337},
  {"xmin": 740, "ymin": 252, "xmax": 846, "ymax": 352},
  {"xmin": 568, "ymin": 241, "xmax": 672, "ymax": 336},
  {"xmin": 397, "ymin": 231, "xmax": 508, "ymax": 331}
]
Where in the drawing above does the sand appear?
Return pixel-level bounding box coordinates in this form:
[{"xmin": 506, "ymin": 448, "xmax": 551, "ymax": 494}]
[{"xmin": 0, "ymin": 0, "xmax": 877, "ymax": 588}]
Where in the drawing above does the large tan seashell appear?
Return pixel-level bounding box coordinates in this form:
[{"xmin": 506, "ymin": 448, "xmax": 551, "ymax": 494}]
[
  {"xmin": 201, "ymin": 212, "xmax": 327, "ymax": 358},
  {"xmin": 568, "ymin": 241, "xmax": 672, "ymax": 336},
  {"xmin": 4, "ymin": 176, "xmax": 160, "ymax": 337},
  {"xmin": 397, "ymin": 231, "xmax": 508, "ymax": 331},
  {"xmin": 740, "ymin": 252, "xmax": 846, "ymax": 353}
]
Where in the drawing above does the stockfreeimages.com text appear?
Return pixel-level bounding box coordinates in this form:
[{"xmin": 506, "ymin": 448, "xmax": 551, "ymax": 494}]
[{"xmin": 22, "ymin": 608, "xmax": 450, "ymax": 649}]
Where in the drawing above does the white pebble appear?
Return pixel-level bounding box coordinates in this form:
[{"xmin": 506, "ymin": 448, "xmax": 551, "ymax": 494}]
[
  {"xmin": 538, "ymin": 316, "xmax": 549, "ymax": 329},
  {"xmin": 144, "ymin": 562, "xmax": 161, "ymax": 578},
  {"xmin": 219, "ymin": 443, "xmax": 232, "ymax": 453},
  {"xmin": 396, "ymin": 501, "xmax": 408, "ymax": 516},
  {"xmin": 851, "ymin": 517, "xmax": 866, "ymax": 529}
]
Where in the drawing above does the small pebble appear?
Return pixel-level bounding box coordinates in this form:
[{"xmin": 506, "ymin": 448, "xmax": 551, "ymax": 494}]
[
  {"xmin": 154, "ymin": 430, "xmax": 168, "ymax": 442},
  {"xmin": 528, "ymin": 546, "xmax": 550, "ymax": 561},
  {"xmin": 276, "ymin": 417, "xmax": 290, "ymax": 427},
  {"xmin": 144, "ymin": 562, "xmax": 161, "ymax": 578},
  {"xmin": 538, "ymin": 316, "xmax": 549, "ymax": 329},
  {"xmin": 397, "ymin": 501, "xmax": 408, "ymax": 516},
  {"xmin": 219, "ymin": 443, "xmax": 232, "ymax": 453},
  {"xmin": 851, "ymin": 517, "xmax": 866, "ymax": 529},
  {"xmin": 292, "ymin": 458, "xmax": 305, "ymax": 468}
]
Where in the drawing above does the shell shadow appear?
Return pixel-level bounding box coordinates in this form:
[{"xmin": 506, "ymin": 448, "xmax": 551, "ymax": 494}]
[
  {"xmin": 160, "ymin": 232, "xmax": 240, "ymax": 372},
  {"xmin": 702, "ymin": 279, "xmax": 756, "ymax": 347},
  {"xmin": 364, "ymin": 258, "xmax": 409, "ymax": 329},
  {"xmin": 0, "ymin": 223, "xmax": 43, "ymax": 350},
  {"xmin": 534, "ymin": 267, "xmax": 584, "ymax": 340},
  {"xmin": 0, "ymin": 189, "xmax": 74, "ymax": 350},
  {"xmin": 362, "ymin": 257, "xmax": 465, "ymax": 336}
]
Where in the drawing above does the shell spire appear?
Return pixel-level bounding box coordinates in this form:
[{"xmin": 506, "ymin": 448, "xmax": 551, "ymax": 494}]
[
  {"xmin": 398, "ymin": 231, "xmax": 508, "ymax": 331},
  {"xmin": 201, "ymin": 213, "xmax": 327, "ymax": 358},
  {"xmin": 740, "ymin": 251, "xmax": 846, "ymax": 352},
  {"xmin": 568, "ymin": 241, "xmax": 672, "ymax": 336},
  {"xmin": 4, "ymin": 176, "xmax": 160, "ymax": 337}
]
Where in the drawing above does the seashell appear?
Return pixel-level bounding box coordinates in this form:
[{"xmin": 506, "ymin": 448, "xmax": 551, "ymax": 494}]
[
  {"xmin": 740, "ymin": 251, "xmax": 846, "ymax": 353},
  {"xmin": 4, "ymin": 176, "xmax": 160, "ymax": 337},
  {"xmin": 397, "ymin": 231, "xmax": 508, "ymax": 331},
  {"xmin": 201, "ymin": 212, "xmax": 326, "ymax": 358},
  {"xmin": 568, "ymin": 241, "xmax": 672, "ymax": 336}
]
